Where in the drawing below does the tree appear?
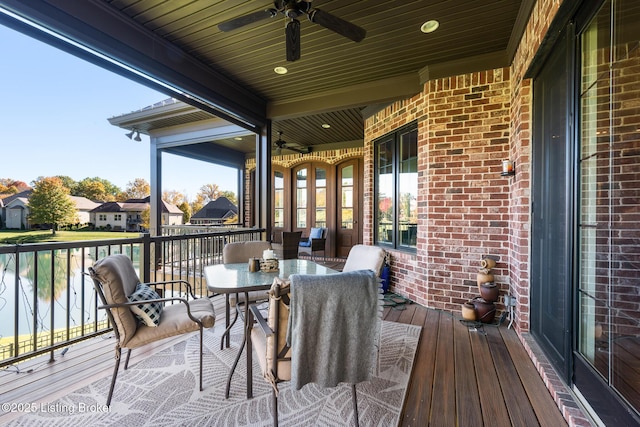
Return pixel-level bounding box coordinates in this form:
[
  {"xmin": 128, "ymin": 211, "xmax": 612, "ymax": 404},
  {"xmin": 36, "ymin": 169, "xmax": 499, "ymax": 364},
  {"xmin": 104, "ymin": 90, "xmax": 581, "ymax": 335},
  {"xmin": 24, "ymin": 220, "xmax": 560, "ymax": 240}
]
[
  {"xmin": 190, "ymin": 193, "xmax": 206, "ymax": 217},
  {"xmin": 28, "ymin": 177, "xmax": 78, "ymax": 235},
  {"xmin": 0, "ymin": 179, "xmax": 29, "ymax": 195},
  {"xmin": 140, "ymin": 206, "xmax": 150, "ymax": 230},
  {"xmin": 74, "ymin": 179, "xmax": 108, "ymax": 201},
  {"xmin": 74, "ymin": 177, "xmax": 120, "ymax": 201},
  {"xmin": 198, "ymin": 183, "xmax": 221, "ymax": 203},
  {"xmin": 162, "ymin": 190, "xmax": 186, "ymax": 206},
  {"xmin": 55, "ymin": 175, "xmax": 77, "ymax": 192},
  {"xmin": 121, "ymin": 178, "xmax": 150, "ymax": 200},
  {"xmin": 219, "ymin": 191, "xmax": 237, "ymax": 205},
  {"xmin": 178, "ymin": 201, "xmax": 192, "ymax": 224}
]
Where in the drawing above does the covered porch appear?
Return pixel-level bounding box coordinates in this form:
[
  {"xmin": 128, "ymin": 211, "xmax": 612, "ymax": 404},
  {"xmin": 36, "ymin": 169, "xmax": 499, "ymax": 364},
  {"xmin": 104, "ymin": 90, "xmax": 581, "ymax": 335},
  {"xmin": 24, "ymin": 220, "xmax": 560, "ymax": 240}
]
[
  {"xmin": 0, "ymin": 282, "xmax": 568, "ymax": 426},
  {"xmin": 2, "ymin": 0, "xmax": 638, "ymax": 424}
]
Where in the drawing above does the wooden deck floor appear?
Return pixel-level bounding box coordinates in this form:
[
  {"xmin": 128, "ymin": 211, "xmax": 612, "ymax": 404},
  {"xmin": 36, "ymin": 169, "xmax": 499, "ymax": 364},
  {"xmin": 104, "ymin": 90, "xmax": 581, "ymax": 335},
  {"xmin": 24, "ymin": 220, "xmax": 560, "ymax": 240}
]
[
  {"xmin": 385, "ymin": 302, "xmax": 567, "ymax": 426},
  {"xmin": 0, "ymin": 272, "xmax": 567, "ymax": 426}
]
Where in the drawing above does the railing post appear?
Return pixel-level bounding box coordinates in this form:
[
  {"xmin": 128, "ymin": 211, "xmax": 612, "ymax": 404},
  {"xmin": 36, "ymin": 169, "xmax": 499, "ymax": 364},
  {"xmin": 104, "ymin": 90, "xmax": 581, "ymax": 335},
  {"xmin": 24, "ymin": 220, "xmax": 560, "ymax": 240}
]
[{"xmin": 141, "ymin": 233, "xmax": 151, "ymax": 283}]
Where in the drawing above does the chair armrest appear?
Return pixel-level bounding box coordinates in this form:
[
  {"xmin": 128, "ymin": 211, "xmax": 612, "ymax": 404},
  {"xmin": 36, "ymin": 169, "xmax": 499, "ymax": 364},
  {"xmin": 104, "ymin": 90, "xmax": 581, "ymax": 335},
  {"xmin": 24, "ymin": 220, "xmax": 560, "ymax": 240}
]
[
  {"xmin": 99, "ymin": 297, "xmax": 204, "ymax": 325},
  {"xmin": 310, "ymin": 237, "xmax": 326, "ymax": 250},
  {"xmin": 249, "ymin": 304, "xmax": 274, "ymax": 337}
]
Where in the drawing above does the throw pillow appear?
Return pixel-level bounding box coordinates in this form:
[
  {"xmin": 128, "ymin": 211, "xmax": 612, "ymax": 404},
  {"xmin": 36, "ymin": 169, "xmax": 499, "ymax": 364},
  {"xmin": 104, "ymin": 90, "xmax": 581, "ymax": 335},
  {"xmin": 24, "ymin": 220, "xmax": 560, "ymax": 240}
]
[
  {"xmin": 300, "ymin": 227, "xmax": 323, "ymax": 247},
  {"xmin": 309, "ymin": 227, "xmax": 323, "ymax": 239},
  {"xmin": 128, "ymin": 282, "xmax": 163, "ymax": 327}
]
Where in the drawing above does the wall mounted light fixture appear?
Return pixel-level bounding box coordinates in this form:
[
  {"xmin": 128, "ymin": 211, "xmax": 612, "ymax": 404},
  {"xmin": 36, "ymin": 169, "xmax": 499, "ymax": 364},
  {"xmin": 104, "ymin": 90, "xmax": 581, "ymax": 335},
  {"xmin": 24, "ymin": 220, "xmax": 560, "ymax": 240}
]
[
  {"xmin": 125, "ymin": 129, "xmax": 142, "ymax": 141},
  {"xmin": 501, "ymin": 159, "xmax": 515, "ymax": 177}
]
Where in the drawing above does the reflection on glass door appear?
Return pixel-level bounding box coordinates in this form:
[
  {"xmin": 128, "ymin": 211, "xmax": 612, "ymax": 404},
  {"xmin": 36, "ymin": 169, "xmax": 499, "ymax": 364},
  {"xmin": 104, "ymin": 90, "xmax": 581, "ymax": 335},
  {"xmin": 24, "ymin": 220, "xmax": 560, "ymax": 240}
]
[
  {"xmin": 295, "ymin": 168, "xmax": 307, "ymax": 228},
  {"xmin": 399, "ymin": 129, "xmax": 418, "ymax": 247},
  {"xmin": 341, "ymin": 165, "xmax": 354, "ymax": 230},
  {"xmin": 337, "ymin": 160, "xmax": 360, "ymax": 257},
  {"xmin": 274, "ymin": 171, "xmax": 284, "ymax": 228},
  {"xmin": 292, "ymin": 163, "xmax": 331, "ymax": 233},
  {"xmin": 315, "ymin": 167, "xmax": 327, "ymax": 228},
  {"xmin": 577, "ymin": 0, "xmax": 640, "ymax": 419}
]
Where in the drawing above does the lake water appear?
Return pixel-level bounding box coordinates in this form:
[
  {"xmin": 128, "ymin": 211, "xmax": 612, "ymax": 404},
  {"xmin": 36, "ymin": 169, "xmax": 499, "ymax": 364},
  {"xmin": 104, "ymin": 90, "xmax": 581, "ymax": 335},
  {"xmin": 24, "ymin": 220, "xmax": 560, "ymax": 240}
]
[{"xmin": 0, "ymin": 252, "xmax": 107, "ymax": 340}]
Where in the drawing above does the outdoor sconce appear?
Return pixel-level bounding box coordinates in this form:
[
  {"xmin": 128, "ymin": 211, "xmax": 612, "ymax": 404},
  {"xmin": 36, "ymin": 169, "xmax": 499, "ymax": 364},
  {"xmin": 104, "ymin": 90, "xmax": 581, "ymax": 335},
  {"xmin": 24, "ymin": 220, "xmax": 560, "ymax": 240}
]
[
  {"xmin": 125, "ymin": 129, "xmax": 142, "ymax": 142},
  {"xmin": 501, "ymin": 159, "xmax": 515, "ymax": 177}
]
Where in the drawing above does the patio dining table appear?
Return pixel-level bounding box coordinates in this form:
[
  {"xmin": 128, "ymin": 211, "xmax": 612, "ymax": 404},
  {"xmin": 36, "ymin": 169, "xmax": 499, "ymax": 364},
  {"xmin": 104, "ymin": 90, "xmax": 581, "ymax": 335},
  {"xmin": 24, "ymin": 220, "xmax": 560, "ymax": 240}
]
[{"xmin": 204, "ymin": 258, "xmax": 339, "ymax": 398}]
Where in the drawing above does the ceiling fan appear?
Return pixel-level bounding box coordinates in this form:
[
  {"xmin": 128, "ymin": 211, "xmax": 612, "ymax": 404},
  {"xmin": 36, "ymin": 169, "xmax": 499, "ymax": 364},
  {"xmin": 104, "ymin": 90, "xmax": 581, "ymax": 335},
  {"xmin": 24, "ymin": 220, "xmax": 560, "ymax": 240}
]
[
  {"xmin": 218, "ymin": 0, "xmax": 366, "ymax": 61},
  {"xmin": 274, "ymin": 131, "xmax": 311, "ymax": 154}
]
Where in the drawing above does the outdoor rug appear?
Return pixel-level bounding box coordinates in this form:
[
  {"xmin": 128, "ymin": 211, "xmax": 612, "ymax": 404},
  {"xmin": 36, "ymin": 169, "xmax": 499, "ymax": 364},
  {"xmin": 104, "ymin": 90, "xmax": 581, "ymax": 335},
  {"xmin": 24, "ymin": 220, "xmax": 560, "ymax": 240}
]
[{"xmin": 8, "ymin": 319, "xmax": 421, "ymax": 426}]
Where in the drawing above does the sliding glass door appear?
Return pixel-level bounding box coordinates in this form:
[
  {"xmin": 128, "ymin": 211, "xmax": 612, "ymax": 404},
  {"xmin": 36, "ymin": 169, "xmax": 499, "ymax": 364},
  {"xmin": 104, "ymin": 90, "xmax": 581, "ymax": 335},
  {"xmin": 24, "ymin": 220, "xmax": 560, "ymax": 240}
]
[{"xmin": 575, "ymin": 0, "xmax": 640, "ymax": 423}]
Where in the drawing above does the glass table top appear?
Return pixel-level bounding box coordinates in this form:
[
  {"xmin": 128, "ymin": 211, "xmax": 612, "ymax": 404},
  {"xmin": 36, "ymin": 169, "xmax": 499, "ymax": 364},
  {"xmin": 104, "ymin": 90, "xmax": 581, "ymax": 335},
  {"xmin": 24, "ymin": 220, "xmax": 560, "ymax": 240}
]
[{"xmin": 204, "ymin": 259, "xmax": 339, "ymax": 292}]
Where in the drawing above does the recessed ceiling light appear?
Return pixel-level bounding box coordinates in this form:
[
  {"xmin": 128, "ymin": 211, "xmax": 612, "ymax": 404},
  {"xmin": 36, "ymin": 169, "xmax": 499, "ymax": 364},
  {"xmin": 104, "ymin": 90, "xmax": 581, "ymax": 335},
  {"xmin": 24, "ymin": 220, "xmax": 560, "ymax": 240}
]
[
  {"xmin": 421, "ymin": 20, "xmax": 439, "ymax": 33},
  {"xmin": 274, "ymin": 66, "xmax": 288, "ymax": 74},
  {"xmin": 234, "ymin": 137, "xmax": 243, "ymax": 140},
  {"xmin": 321, "ymin": 123, "xmax": 331, "ymax": 129}
]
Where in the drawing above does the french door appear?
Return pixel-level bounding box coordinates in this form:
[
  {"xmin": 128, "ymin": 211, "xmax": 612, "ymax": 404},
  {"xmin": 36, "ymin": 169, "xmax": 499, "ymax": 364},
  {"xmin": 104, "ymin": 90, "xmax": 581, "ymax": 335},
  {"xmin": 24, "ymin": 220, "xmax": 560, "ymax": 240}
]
[{"xmin": 336, "ymin": 159, "xmax": 361, "ymax": 257}]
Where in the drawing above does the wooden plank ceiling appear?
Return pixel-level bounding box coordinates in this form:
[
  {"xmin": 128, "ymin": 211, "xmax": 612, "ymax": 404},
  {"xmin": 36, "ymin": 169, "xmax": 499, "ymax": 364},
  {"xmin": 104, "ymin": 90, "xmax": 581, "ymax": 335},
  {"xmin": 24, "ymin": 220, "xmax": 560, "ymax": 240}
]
[{"xmin": 101, "ymin": 0, "xmax": 529, "ymax": 152}]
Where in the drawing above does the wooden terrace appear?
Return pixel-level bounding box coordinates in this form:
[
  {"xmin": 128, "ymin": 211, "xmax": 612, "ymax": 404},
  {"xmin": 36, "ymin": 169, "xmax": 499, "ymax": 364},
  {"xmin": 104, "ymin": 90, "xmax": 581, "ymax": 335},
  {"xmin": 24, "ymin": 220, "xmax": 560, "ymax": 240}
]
[{"xmin": 0, "ymin": 261, "xmax": 567, "ymax": 426}]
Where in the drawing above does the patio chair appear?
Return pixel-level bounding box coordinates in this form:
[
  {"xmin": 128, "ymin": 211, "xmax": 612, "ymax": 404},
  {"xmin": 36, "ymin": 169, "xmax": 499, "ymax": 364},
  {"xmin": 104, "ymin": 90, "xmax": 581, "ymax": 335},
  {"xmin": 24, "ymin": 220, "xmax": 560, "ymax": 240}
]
[
  {"xmin": 247, "ymin": 270, "xmax": 382, "ymax": 427},
  {"xmin": 271, "ymin": 231, "xmax": 302, "ymax": 260},
  {"xmin": 342, "ymin": 244, "xmax": 387, "ymax": 276},
  {"xmin": 87, "ymin": 254, "xmax": 215, "ymax": 406},
  {"xmin": 220, "ymin": 240, "xmax": 272, "ymax": 349},
  {"xmin": 298, "ymin": 227, "xmax": 327, "ymax": 259}
]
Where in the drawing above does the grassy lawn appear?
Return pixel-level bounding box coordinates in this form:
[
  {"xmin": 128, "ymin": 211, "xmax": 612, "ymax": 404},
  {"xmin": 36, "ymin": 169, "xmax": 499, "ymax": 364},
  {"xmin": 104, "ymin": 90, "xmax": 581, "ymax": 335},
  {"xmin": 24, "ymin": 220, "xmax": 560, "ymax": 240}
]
[{"xmin": 0, "ymin": 230, "xmax": 141, "ymax": 244}]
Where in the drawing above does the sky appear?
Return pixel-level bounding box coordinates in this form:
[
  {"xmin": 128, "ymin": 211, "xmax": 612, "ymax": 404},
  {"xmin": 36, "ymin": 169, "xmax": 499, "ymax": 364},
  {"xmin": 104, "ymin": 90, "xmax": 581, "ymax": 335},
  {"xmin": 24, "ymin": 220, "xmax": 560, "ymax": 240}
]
[{"xmin": 0, "ymin": 21, "xmax": 238, "ymax": 201}]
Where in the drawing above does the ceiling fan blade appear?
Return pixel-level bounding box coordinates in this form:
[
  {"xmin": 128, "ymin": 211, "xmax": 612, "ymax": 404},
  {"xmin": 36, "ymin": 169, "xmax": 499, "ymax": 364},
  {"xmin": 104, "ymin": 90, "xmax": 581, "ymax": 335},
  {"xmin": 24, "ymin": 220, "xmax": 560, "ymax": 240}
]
[
  {"xmin": 285, "ymin": 19, "xmax": 301, "ymax": 61},
  {"xmin": 218, "ymin": 8, "xmax": 278, "ymax": 32},
  {"xmin": 308, "ymin": 9, "xmax": 366, "ymax": 42}
]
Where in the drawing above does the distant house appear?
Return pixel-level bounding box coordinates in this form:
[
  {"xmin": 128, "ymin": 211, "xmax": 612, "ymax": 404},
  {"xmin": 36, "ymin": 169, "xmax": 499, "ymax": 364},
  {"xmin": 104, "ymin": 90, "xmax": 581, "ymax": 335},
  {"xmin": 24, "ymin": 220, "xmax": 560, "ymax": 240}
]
[
  {"xmin": 91, "ymin": 201, "xmax": 128, "ymax": 231},
  {"xmin": 3, "ymin": 195, "xmax": 29, "ymax": 229},
  {"xmin": 72, "ymin": 196, "xmax": 101, "ymax": 224},
  {"xmin": 0, "ymin": 190, "xmax": 31, "ymax": 229},
  {"xmin": 0, "ymin": 190, "xmax": 99, "ymax": 229},
  {"xmin": 90, "ymin": 196, "xmax": 183, "ymax": 232},
  {"xmin": 191, "ymin": 197, "xmax": 238, "ymax": 225}
]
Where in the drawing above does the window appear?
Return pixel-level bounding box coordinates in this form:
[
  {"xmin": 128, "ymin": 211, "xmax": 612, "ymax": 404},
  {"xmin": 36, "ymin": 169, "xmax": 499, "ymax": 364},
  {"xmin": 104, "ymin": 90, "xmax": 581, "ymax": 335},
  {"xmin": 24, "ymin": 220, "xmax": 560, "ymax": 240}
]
[
  {"xmin": 295, "ymin": 168, "xmax": 307, "ymax": 228},
  {"xmin": 274, "ymin": 171, "xmax": 284, "ymax": 228},
  {"xmin": 341, "ymin": 165, "xmax": 354, "ymax": 229},
  {"xmin": 374, "ymin": 123, "xmax": 418, "ymax": 251},
  {"xmin": 114, "ymin": 214, "xmax": 122, "ymax": 221},
  {"xmin": 577, "ymin": 0, "xmax": 640, "ymax": 415},
  {"xmin": 98, "ymin": 214, "xmax": 106, "ymax": 221},
  {"xmin": 314, "ymin": 167, "xmax": 327, "ymax": 228}
]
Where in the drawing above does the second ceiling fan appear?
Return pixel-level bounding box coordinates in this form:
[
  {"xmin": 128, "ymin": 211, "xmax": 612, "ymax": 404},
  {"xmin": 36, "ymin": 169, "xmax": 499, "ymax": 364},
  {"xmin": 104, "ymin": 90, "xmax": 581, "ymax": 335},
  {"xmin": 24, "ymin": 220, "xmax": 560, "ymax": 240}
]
[
  {"xmin": 218, "ymin": 0, "xmax": 366, "ymax": 61},
  {"xmin": 274, "ymin": 131, "xmax": 311, "ymax": 154}
]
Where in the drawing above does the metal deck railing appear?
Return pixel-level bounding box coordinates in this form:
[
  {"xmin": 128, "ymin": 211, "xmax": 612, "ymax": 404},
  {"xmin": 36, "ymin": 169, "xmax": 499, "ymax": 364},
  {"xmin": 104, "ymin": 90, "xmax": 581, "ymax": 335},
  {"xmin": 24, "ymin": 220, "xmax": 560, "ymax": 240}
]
[{"xmin": 0, "ymin": 227, "xmax": 265, "ymax": 367}]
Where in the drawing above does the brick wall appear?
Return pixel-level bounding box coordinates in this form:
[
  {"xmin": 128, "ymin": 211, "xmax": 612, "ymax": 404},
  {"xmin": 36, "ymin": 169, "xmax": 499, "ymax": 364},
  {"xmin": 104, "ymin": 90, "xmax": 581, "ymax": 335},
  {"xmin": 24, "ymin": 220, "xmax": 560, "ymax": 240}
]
[
  {"xmin": 364, "ymin": 71, "xmax": 512, "ymax": 313},
  {"xmin": 360, "ymin": 1, "xmax": 581, "ymax": 336}
]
